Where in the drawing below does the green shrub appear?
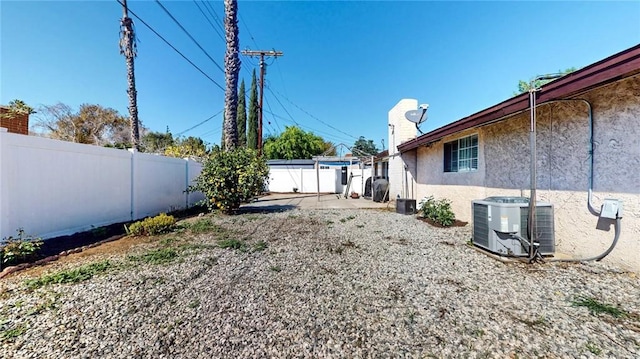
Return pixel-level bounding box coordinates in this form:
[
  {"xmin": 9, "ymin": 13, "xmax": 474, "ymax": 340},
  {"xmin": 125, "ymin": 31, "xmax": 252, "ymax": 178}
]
[
  {"xmin": 1, "ymin": 229, "xmax": 43, "ymax": 268},
  {"xmin": 128, "ymin": 248, "xmax": 178, "ymax": 265},
  {"xmin": 24, "ymin": 260, "xmax": 112, "ymax": 289},
  {"xmin": 189, "ymin": 146, "xmax": 269, "ymax": 214},
  {"xmin": 418, "ymin": 196, "xmax": 456, "ymax": 227},
  {"xmin": 127, "ymin": 213, "xmax": 176, "ymax": 236}
]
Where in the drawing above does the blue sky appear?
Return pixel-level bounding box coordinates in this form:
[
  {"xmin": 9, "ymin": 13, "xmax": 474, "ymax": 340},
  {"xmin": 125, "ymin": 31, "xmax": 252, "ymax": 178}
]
[{"xmin": 1, "ymin": 0, "xmax": 639, "ymax": 150}]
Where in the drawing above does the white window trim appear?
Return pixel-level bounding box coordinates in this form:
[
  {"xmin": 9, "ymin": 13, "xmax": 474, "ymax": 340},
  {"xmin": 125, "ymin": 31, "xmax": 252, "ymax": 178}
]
[{"xmin": 444, "ymin": 133, "xmax": 478, "ymax": 173}]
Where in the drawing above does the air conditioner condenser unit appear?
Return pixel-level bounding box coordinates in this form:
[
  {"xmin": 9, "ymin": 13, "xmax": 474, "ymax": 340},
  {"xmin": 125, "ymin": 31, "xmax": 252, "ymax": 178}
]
[{"xmin": 471, "ymin": 197, "xmax": 555, "ymax": 257}]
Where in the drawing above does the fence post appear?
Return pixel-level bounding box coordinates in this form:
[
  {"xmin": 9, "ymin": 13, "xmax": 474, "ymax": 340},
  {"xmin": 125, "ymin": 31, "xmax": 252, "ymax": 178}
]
[
  {"xmin": 129, "ymin": 148, "xmax": 136, "ymax": 221},
  {"xmin": 0, "ymin": 129, "xmax": 6, "ymax": 239},
  {"xmin": 185, "ymin": 159, "xmax": 189, "ymax": 209}
]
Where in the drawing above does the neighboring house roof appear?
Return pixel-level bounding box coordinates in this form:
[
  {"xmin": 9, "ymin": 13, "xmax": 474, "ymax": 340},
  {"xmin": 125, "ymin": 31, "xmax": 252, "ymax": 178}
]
[
  {"xmin": 374, "ymin": 150, "xmax": 389, "ymax": 160},
  {"xmin": 267, "ymin": 159, "xmax": 316, "ymax": 166},
  {"xmin": 398, "ymin": 44, "xmax": 640, "ymax": 152}
]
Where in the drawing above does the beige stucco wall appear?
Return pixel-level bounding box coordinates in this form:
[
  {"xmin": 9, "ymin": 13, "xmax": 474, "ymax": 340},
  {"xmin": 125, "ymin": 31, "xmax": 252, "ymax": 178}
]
[{"xmin": 400, "ymin": 75, "xmax": 640, "ymax": 272}]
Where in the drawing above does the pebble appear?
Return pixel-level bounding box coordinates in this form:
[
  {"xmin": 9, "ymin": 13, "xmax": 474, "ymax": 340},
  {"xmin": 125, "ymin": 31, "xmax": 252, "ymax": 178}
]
[{"xmin": 1, "ymin": 209, "xmax": 639, "ymax": 358}]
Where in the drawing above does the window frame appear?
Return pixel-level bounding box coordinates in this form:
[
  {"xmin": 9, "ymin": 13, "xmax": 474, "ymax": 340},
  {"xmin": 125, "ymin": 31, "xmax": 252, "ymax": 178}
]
[{"xmin": 443, "ymin": 134, "xmax": 478, "ymax": 173}]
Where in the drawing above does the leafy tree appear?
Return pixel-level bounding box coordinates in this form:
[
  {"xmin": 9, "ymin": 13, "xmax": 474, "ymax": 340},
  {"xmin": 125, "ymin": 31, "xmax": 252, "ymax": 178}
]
[
  {"xmin": 165, "ymin": 136, "xmax": 208, "ymax": 159},
  {"xmin": 263, "ymin": 126, "xmax": 326, "ymax": 160},
  {"xmin": 322, "ymin": 141, "xmax": 337, "ymax": 156},
  {"xmin": 515, "ymin": 67, "xmax": 577, "ymax": 94},
  {"xmin": 352, "ymin": 136, "xmax": 379, "ymax": 156},
  {"xmin": 142, "ymin": 131, "xmax": 174, "ymax": 153},
  {"xmin": 247, "ymin": 69, "xmax": 259, "ymax": 149},
  {"xmin": 2, "ymin": 99, "xmax": 35, "ymax": 119},
  {"xmin": 34, "ymin": 103, "xmax": 130, "ymax": 146},
  {"xmin": 223, "ymin": 0, "xmax": 240, "ymax": 150},
  {"xmin": 189, "ymin": 147, "xmax": 269, "ymax": 213},
  {"xmin": 237, "ymin": 79, "xmax": 247, "ymax": 146}
]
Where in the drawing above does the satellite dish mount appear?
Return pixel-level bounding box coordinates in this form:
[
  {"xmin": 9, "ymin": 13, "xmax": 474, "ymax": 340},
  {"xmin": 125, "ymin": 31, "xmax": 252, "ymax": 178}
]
[{"xmin": 404, "ymin": 104, "xmax": 429, "ymax": 134}]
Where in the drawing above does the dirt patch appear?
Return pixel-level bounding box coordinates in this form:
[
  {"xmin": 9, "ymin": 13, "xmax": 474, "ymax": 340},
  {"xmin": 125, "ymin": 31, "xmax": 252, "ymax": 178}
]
[
  {"xmin": 2, "ymin": 206, "xmax": 208, "ymax": 280},
  {"xmin": 417, "ymin": 217, "xmax": 468, "ymax": 228}
]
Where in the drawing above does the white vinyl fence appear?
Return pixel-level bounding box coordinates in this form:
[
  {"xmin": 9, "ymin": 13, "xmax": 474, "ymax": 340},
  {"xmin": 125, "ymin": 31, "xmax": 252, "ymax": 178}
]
[
  {"xmin": 0, "ymin": 129, "xmax": 204, "ymax": 240},
  {"xmin": 267, "ymin": 167, "xmax": 372, "ymax": 195}
]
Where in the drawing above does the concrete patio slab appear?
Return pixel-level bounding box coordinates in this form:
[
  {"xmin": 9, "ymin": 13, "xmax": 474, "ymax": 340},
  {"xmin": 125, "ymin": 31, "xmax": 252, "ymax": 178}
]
[{"xmin": 242, "ymin": 193, "xmax": 392, "ymax": 211}]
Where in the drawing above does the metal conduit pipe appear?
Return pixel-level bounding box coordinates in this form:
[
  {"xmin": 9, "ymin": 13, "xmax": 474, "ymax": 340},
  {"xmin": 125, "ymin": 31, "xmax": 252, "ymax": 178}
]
[{"xmin": 525, "ymin": 97, "xmax": 622, "ymax": 263}]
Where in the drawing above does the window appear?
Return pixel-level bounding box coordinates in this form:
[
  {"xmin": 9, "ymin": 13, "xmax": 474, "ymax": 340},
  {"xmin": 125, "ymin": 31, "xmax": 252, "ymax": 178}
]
[
  {"xmin": 444, "ymin": 134, "xmax": 478, "ymax": 172},
  {"xmin": 320, "ymin": 165, "xmax": 330, "ymax": 169}
]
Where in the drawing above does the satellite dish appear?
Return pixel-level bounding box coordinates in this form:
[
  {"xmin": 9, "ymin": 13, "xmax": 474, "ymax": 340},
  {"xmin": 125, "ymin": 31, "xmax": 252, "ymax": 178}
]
[{"xmin": 404, "ymin": 106, "xmax": 428, "ymax": 124}]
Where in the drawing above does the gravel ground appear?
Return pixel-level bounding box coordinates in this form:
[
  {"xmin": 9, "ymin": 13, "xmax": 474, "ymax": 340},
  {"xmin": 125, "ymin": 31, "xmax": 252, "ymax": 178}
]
[{"xmin": 1, "ymin": 209, "xmax": 639, "ymax": 358}]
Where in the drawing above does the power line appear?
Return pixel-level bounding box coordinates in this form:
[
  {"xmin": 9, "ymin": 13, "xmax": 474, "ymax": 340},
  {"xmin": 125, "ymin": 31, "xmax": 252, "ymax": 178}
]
[
  {"xmin": 239, "ymin": 13, "xmax": 260, "ymax": 49},
  {"xmin": 263, "ymin": 97, "xmax": 281, "ymax": 133},
  {"xmin": 155, "ymin": 0, "xmax": 225, "ymax": 74},
  {"xmin": 175, "ymin": 109, "xmax": 223, "ymax": 137},
  {"xmin": 262, "ymin": 109, "xmax": 354, "ymax": 144},
  {"xmin": 114, "ymin": 0, "xmax": 225, "ymax": 92},
  {"xmin": 192, "ymin": 0, "xmax": 255, "ymax": 80},
  {"xmin": 202, "ymin": 1, "xmax": 227, "ymax": 39},
  {"xmin": 274, "ymin": 57, "xmax": 289, "ymax": 97},
  {"xmin": 266, "ymin": 84, "xmax": 359, "ymax": 140},
  {"xmin": 192, "ymin": 0, "xmax": 225, "ymax": 42},
  {"xmin": 265, "ymin": 85, "xmax": 299, "ymax": 126}
]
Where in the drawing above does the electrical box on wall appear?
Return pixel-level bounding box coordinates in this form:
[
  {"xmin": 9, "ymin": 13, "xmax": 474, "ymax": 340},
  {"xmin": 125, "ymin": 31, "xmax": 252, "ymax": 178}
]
[{"xmin": 600, "ymin": 199, "xmax": 623, "ymax": 219}]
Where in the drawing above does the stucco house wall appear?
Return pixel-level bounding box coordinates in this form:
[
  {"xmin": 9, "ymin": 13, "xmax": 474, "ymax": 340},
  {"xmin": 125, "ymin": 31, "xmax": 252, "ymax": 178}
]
[
  {"xmin": 388, "ymin": 99, "xmax": 419, "ymax": 199},
  {"xmin": 403, "ymin": 75, "xmax": 640, "ymax": 272}
]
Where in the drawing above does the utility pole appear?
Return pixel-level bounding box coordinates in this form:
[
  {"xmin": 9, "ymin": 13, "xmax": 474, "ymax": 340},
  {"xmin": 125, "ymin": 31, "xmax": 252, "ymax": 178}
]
[
  {"xmin": 119, "ymin": 0, "xmax": 140, "ymax": 150},
  {"xmin": 240, "ymin": 49, "xmax": 283, "ymax": 154}
]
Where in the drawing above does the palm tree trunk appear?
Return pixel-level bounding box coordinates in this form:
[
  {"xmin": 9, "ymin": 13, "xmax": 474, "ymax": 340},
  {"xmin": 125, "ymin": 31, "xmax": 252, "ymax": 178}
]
[
  {"xmin": 223, "ymin": 0, "xmax": 240, "ymax": 150},
  {"xmin": 120, "ymin": 1, "xmax": 140, "ymax": 150}
]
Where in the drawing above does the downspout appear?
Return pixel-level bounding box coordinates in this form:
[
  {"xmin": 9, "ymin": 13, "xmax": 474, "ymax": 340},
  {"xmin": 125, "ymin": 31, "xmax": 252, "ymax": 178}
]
[{"xmin": 527, "ymin": 85, "xmax": 538, "ymax": 260}]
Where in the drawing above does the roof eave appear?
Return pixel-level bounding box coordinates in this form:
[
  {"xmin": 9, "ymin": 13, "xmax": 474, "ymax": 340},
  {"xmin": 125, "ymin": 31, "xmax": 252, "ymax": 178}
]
[{"xmin": 398, "ymin": 44, "xmax": 640, "ymax": 152}]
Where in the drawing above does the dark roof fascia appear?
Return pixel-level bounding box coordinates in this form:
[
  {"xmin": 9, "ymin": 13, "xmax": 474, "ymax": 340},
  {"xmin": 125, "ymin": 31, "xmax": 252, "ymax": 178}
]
[
  {"xmin": 267, "ymin": 159, "xmax": 316, "ymax": 165},
  {"xmin": 398, "ymin": 44, "xmax": 640, "ymax": 152}
]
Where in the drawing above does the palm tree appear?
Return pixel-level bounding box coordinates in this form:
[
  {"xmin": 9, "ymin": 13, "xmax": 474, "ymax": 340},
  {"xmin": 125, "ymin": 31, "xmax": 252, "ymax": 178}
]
[
  {"xmin": 223, "ymin": 0, "xmax": 240, "ymax": 150},
  {"xmin": 119, "ymin": 0, "xmax": 140, "ymax": 150}
]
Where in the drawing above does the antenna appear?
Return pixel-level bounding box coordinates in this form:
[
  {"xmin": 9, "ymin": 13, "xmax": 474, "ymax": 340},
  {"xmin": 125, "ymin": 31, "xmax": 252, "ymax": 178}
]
[{"xmin": 405, "ymin": 104, "xmax": 429, "ymax": 134}]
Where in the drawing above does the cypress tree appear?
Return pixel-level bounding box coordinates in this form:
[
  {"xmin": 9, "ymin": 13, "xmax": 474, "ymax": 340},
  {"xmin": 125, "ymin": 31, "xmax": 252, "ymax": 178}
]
[
  {"xmin": 237, "ymin": 79, "xmax": 247, "ymax": 146},
  {"xmin": 247, "ymin": 69, "xmax": 259, "ymax": 149}
]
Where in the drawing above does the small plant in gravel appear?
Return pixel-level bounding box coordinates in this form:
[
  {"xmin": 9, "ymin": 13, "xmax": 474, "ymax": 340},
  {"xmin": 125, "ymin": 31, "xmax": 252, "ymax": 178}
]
[
  {"xmin": 418, "ymin": 196, "xmax": 456, "ymax": 227},
  {"xmin": 572, "ymin": 296, "xmax": 627, "ymax": 318},
  {"xmin": 189, "ymin": 218, "xmax": 220, "ymax": 234},
  {"xmin": 585, "ymin": 341, "xmax": 602, "ymax": 355},
  {"xmin": 159, "ymin": 237, "xmax": 177, "ymax": 246},
  {"xmin": 405, "ymin": 310, "xmax": 417, "ymax": 325},
  {"xmin": 517, "ymin": 315, "xmax": 548, "ymax": 327},
  {"xmin": 127, "ymin": 213, "xmax": 176, "ymax": 236},
  {"xmin": 342, "ymin": 239, "xmax": 357, "ymax": 248},
  {"xmin": 128, "ymin": 248, "xmax": 178, "ymax": 265},
  {"xmin": 24, "ymin": 260, "xmax": 112, "ymax": 289},
  {"xmin": 270, "ymin": 265, "xmax": 282, "ymax": 272},
  {"xmin": 252, "ymin": 240, "xmax": 267, "ymax": 252},
  {"xmin": 218, "ymin": 238, "xmax": 248, "ymax": 251},
  {"xmin": 188, "ymin": 299, "xmax": 200, "ymax": 308},
  {"xmin": 1, "ymin": 228, "xmax": 43, "ymax": 269},
  {"xmin": 340, "ymin": 215, "xmax": 356, "ymax": 223},
  {"xmin": 1, "ymin": 324, "xmax": 27, "ymax": 342}
]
